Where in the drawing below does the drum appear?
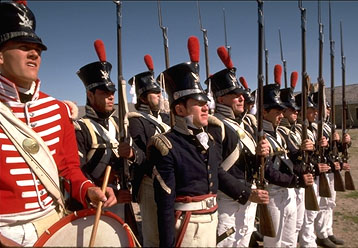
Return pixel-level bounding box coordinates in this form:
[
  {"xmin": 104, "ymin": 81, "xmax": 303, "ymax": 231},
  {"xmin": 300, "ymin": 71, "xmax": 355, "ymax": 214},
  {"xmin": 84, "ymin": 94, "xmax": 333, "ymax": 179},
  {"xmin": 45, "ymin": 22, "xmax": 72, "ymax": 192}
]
[{"xmin": 34, "ymin": 208, "xmax": 135, "ymax": 247}]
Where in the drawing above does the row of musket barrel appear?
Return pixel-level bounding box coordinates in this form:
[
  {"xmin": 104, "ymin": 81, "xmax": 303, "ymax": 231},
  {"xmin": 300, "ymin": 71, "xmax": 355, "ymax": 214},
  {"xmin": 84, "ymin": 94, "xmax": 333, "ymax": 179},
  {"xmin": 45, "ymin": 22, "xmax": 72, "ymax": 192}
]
[{"xmin": 114, "ymin": 0, "xmax": 356, "ymax": 239}]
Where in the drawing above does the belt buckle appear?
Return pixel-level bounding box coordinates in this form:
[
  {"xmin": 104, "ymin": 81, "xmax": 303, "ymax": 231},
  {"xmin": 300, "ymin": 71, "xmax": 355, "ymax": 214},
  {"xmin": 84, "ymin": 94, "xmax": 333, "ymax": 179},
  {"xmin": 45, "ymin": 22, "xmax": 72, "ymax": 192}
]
[{"xmin": 206, "ymin": 197, "xmax": 215, "ymax": 208}]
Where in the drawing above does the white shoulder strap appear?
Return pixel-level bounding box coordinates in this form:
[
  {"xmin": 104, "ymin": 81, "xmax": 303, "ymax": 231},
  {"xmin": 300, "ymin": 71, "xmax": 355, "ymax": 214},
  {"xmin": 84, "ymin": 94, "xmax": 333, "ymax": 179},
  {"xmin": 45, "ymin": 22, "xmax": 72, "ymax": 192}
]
[{"xmin": 0, "ymin": 102, "xmax": 66, "ymax": 211}]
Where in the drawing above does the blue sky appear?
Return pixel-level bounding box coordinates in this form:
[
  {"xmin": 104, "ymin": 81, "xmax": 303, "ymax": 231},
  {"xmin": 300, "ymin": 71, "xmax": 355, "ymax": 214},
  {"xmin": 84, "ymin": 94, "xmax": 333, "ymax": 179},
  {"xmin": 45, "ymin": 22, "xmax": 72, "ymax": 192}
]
[{"xmin": 26, "ymin": 1, "xmax": 358, "ymax": 106}]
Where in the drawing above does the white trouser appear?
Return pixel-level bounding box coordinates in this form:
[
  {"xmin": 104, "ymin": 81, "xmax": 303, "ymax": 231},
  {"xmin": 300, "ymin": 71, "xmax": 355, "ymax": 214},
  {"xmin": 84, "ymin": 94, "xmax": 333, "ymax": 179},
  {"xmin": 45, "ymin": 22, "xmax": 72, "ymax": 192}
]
[
  {"xmin": 0, "ymin": 222, "xmax": 37, "ymax": 246},
  {"xmin": 293, "ymin": 187, "xmax": 305, "ymax": 247},
  {"xmin": 138, "ymin": 176, "xmax": 159, "ymax": 247},
  {"xmin": 263, "ymin": 186, "xmax": 297, "ymax": 248},
  {"xmin": 0, "ymin": 208, "xmax": 62, "ymax": 247},
  {"xmin": 216, "ymin": 190, "xmax": 257, "ymax": 247},
  {"xmin": 315, "ymin": 173, "xmax": 336, "ymax": 239},
  {"xmin": 175, "ymin": 211, "xmax": 218, "ymax": 247},
  {"xmin": 299, "ymin": 178, "xmax": 320, "ymax": 247}
]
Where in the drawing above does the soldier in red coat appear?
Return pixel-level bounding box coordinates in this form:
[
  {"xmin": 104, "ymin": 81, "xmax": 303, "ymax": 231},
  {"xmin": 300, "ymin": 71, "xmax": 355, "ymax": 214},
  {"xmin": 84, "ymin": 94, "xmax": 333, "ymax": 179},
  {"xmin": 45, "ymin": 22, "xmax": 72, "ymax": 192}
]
[{"xmin": 0, "ymin": 2, "xmax": 117, "ymax": 246}]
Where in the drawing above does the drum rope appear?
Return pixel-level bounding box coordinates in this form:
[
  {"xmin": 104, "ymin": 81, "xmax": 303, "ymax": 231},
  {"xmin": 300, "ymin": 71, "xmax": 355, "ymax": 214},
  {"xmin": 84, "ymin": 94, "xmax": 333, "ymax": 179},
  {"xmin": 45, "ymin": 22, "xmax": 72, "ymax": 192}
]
[{"xmin": 123, "ymin": 223, "xmax": 142, "ymax": 247}]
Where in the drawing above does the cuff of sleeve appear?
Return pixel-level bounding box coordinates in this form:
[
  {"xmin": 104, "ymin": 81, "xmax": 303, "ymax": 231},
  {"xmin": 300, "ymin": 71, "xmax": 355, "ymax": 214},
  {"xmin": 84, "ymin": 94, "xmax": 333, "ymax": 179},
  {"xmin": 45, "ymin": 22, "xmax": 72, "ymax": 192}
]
[
  {"xmin": 80, "ymin": 180, "xmax": 95, "ymax": 208},
  {"xmin": 236, "ymin": 187, "xmax": 252, "ymax": 205}
]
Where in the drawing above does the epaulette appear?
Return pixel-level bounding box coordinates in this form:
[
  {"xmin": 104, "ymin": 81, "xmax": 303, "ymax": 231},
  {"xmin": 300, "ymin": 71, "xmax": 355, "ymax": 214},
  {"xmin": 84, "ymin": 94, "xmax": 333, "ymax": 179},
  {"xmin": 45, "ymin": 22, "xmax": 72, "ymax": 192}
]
[
  {"xmin": 208, "ymin": 115, "xmax": 225, "ymax": 141},
  {"xmin": 127, "ymin": 111, "xmax": 143, "ymax": 119},
  {"xmin": 148, "ymin": 133, "xmax": 172, "ymax": 156}
]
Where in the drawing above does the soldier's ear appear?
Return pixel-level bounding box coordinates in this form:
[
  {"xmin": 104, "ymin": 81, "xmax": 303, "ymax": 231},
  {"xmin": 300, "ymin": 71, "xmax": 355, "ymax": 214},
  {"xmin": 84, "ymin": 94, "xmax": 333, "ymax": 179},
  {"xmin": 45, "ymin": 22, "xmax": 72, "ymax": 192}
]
[
  {"xmin": 174, "ymin": 103, "xmax": 186, "ymax": 117},
  {"xmin": 217, "ymin": 96, "xmax": 224, "ymax": 104},
  {"xmin": 87, "ymin": 90, "xmax": 95, "ymax": 104},
  {"xmin": 0, "ymin": 52, "xmax": 3, "ymax": 65}
]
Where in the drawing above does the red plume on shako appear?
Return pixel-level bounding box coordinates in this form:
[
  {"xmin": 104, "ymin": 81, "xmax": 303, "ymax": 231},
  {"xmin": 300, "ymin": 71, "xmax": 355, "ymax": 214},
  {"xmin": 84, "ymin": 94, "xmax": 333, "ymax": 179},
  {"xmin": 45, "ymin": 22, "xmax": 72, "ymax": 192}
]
[
  {"xmin": 204, "ymin": 46, "xmax": 245, "ymax": 99},
  {"xmin": 274, "ymin": 64, "xmax": 282, "ymax": 86},
  {"xmin": 290, "ymin": 71, "xmax": 298, "ymax": 89},
  {"xmin": 13, "ymin": 0, "xmax": 27, "ymax": 5},
  {"xmin": 187, "ymin": 36, "xmax": 200, "ymax": 63},
  {"xmin": 217, "ymin": 46, "xmax": 234, "ymax": 69},
  {"xmin": 94, "ymin": 39, "xmax": 106, "ymax": 62},
  {"xmin": 76, "ymin": 39, "xmax": 116, "ymax": 92},
  {"xmin": 144, "ymin": 54, "xmax": 154, "ymax": 71},
  {"xmin": 239, "ymin": 77, "xmax": 249, "ymax": 90},
  {"xmin": 278, "ymin": 70, "xmax": 300, "ymax": 111}
]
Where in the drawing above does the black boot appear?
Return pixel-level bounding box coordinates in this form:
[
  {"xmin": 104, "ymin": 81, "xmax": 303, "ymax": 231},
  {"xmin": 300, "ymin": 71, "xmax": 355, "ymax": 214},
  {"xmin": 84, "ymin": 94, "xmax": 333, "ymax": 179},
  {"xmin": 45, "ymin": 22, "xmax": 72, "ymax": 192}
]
[
  {"xmin": 328, "ymin": 235, "xmax": 344, "ymax": 245},
  {"xmin": 316, "ymin": 237, "xmax": 337, "ymax": 248}
]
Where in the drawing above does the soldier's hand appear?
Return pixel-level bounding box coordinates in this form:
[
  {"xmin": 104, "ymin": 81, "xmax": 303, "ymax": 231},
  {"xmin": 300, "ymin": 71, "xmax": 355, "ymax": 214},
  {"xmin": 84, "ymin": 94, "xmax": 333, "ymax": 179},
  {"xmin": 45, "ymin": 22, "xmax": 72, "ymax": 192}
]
[
  {"xmin": 301, "ymin": 139, "xmax": 314, "ymax": 151},
  {"xmin": 303, "ymin": 173, "xmax": 314, "ymax": 186},
  {"xmin": 118, "ymin": 142, "xmax": 134, "ymax": 159},
  {"xmin": 319, "ymin": 136, "xmax": 328, "ymax": 147},
  {"xmin": 249, "ymin": 189, "xmax": 269, "ymax": 204},
  {"xmin": 257, "ymin": 137, "xmax": 270, "ymax": 157},
  {"xmin": 333, "ymin": 131, "xmax": 340, "ymax": 141},
  {"xmin": 117, "ymin": 189, "xmax": 132, "ymax": 204},
  {"xmin": 87, "ymin": 186, "xmax": 117, "ymax": 208},
  {"xmin": 334, "ymin": 161, "xmax": 341, "ymax": 171},
  {"xmin": 342, "ymin": 133, "xmax": 351, "ymax": 144},
  {"xmin": 342, "ymin": 162, "xmax": 350, "ymax": 171},
  {"xmin": 318, "ymin": 163, "xmax": 330, "ymax": 173}
]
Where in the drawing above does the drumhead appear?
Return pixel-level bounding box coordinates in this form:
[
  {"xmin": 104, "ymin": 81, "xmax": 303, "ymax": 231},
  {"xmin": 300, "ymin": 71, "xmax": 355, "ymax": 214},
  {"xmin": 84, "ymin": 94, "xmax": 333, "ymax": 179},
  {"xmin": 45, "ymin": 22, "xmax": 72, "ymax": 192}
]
[{"xmin": 34, "ymin": 208, "xmax": 135, "ymax": 247}]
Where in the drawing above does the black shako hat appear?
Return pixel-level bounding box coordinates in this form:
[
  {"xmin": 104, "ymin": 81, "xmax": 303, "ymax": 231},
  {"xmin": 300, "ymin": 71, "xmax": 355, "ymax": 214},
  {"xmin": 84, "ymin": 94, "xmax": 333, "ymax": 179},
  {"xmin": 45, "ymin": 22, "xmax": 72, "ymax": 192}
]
[
  {"xmin": 128, "ymin": 71, "xmax": 161, "ymax": 97},
  {"xmin": 295, "ymin": 92, "xmax": 317, "ymax": 109},
  {"xmin": 158, "ymin": 62, "xmax": 209, "ymax": 107},
  {"xmin": 280, "ymin": 88, "xmax": 299, "ymax": 111},
  {"xmin": 77, "ymin": 61, "xmax": 116, "ymax": 92},
  {"xmin": 207, "ymin": 68, "xmax": 245, "ymax": 98},
  {"xmin": 0, "ymin": 2, "xmax": 47, "ymax": 50},
  {"xmin": 128, "ymin": 55, "xmax": 161, "ymax": 98},
  {"xmin": 263, "ymin": 84, "xmax": 287, "ymax": 110},
  {"xmin": 77, "ymin": 40, "xmax": 116, "ymax": 92},
  {"xmin": 207, "ymin": 46, "xmax": 245, "ymax": 98}
]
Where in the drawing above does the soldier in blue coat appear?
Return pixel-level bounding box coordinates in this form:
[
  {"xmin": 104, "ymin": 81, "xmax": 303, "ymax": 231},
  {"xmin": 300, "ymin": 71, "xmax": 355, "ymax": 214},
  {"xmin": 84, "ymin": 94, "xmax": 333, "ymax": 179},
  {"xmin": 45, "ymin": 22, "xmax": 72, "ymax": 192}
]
[
  {"xmin": 127, "ymin": 55, "xmax": 170, "ymax": 247},
  {"xmin": 148, "ymin": 38, "xmax": 223, "ymax": 247}
]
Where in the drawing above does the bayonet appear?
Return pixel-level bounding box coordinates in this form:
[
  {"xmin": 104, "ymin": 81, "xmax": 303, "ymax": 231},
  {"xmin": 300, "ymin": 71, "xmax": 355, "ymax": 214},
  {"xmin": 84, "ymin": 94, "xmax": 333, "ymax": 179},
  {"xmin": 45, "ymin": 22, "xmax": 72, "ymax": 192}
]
[
  {"xmin": 279, "ymin": 29, "xmax": 287, "ymax": 88},
  {"xmin": 157, "ymin": 0, "xmax": 169, "ymax": 69},
  {"xmin": 197, "ymin": 0, "xmax": 209, "ymax": 78},
  {"xmin": 223, "ymin": 8, "xmax": 231, "ymax": 57}
]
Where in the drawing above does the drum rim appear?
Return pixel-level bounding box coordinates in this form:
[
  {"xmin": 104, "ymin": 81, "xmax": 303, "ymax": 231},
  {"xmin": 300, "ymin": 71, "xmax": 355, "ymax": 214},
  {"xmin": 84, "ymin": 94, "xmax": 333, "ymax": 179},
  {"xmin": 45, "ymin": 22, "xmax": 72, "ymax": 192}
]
[{"xmin": 34, "ymin": 208, "xmax": 135, "ymax": 247}]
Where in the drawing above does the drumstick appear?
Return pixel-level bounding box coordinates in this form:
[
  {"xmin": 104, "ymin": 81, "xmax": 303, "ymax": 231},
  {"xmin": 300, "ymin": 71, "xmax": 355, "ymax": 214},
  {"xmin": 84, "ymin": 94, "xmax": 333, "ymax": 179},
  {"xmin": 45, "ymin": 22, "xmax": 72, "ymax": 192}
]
[{"xmin": 89, "ymin": 165, "xmax": 111, "ymax": 247}]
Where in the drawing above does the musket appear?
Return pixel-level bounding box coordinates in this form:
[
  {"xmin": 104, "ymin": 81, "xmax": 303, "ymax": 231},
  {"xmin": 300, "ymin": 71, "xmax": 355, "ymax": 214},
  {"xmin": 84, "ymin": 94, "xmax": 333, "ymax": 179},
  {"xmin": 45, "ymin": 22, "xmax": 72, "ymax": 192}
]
[
  {"xmin": 197, "ymin": 1, "xmax": 215, "ymax": 115},
  {"xmin": 223, "ymin": 8, "xmax": 231, "ymax": 57},
  {"xmin": 279, "ymin": 29, "xmax": 288, "ymax": 88},
  {"xmin": 316, "ymin": 0, "xmax": 332, "ymax": 198},
  {"xmin": 329, "ymin": 0, "xmax": 345, "ymax": 192},
  {"xmin": 157, "ymin": 0, "xmax": 169, "ymax": 69},
  {"xmin": 340, "ymin": 22, "xmax": 356, "ymax": 190},
  {"xmin": 299, "ymin": 0, "xmax": 319, "ymax": 211},
  {"xmin": 113, "ymin": 0, "xmax": 139, "ymax": 238},
  {"xmin": 256, "ymin": 0, "xmax": 275, "ymax": 238}
]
